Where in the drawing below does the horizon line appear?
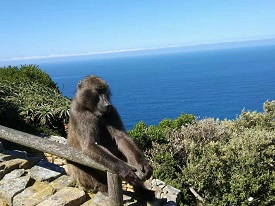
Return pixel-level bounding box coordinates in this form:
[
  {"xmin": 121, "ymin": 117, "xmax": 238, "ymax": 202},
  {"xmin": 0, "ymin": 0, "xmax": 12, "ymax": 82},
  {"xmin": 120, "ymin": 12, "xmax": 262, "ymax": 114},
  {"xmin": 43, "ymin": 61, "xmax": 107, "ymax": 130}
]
[{"xmin": 1, "ymin": 37, "xmax": 275, "ymax": 62}]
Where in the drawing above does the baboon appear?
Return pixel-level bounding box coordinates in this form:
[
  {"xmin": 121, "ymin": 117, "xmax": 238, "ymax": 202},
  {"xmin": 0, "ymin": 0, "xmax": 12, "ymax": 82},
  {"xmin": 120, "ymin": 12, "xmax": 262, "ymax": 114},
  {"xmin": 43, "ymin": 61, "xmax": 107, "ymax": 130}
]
[{"xmin": 67, "ymin": 75, "xmax": 153, "ymax": 199}]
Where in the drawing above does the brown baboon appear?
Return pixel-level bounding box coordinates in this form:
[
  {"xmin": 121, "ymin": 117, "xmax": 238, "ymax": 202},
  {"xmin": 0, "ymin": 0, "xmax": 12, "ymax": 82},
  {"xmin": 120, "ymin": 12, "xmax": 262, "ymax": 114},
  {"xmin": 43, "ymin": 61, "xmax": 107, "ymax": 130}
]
[{"xmin": 67, "ymin": 75, "xmax": 153, "ymax": 199}]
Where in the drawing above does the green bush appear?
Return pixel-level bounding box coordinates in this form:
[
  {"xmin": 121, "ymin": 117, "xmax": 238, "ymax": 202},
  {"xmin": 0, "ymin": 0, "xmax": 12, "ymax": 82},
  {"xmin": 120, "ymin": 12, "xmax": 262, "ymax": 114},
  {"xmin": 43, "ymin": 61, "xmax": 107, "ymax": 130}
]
[
  {"xmin": 130, "ymin": 101, "xmax": 275, "ymax": 205},
  {"xmin": 128, "ymin": 121, "xmax": 151, "ymax": 150},
  {"xmin": 0, "ymin": 65, "xmax": 69, "ymax": 135},
  {"xmin": 152, "ymin": 145, "xmax": 177, "ymax": 181},
  {"xmin": 264, "ymin": 100, "xmax": 275, "ymax": 118},
  {"xmin": 235, "ymin": 100, "xmax": 275, "ymax": 131},
  {"xmin": 185, "ymin": 128, "xmax": 275, "ymax": 205},
  {"xmin": 128, "ymin": 114, "xmax": 195, "ymax": 150},
  {"xmin": 0, "ymin": 64, "xmax": 58, "ymax": 89},
  {"xmin": 159, "ymin": 113, "xmax": 196, "ymax": 130}
]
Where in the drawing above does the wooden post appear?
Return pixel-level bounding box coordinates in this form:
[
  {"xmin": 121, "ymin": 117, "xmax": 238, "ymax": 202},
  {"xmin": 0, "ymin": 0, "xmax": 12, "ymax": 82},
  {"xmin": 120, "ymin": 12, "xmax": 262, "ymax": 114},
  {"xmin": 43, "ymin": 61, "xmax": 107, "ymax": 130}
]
[{"xmin": 107, "ymin": 172, "xmax": 123, "ymax": 206}]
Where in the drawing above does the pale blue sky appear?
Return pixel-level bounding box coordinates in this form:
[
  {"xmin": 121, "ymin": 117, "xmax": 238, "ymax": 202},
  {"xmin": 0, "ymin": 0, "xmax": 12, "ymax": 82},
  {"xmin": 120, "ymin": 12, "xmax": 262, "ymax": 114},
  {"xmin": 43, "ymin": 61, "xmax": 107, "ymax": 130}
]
[{"xmin": 1, "ymin": 0, "xmax": 275, "ymax": 60}]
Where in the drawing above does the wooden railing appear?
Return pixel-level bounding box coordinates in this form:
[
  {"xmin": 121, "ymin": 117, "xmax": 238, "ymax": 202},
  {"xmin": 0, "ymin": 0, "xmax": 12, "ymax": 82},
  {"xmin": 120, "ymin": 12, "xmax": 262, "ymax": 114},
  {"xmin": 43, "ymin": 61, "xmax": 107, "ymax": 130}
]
[{"xmin": 0, "ymin": 125, "xmax": 123, "ymax": 206}]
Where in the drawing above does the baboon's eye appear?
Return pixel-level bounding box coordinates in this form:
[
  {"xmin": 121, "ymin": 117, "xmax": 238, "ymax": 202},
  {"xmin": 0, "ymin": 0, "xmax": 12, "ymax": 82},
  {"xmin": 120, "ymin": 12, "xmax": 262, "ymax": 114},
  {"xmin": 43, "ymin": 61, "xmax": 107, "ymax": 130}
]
[{"xmin": 97, "ymin": 88, "xmax": 106, "ymax": 94}]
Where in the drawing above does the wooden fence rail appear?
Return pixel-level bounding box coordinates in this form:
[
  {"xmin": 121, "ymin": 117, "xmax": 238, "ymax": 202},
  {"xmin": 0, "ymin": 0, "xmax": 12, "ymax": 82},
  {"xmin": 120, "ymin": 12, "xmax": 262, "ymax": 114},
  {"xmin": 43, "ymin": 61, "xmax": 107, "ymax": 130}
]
[{"xmin": 0, "ymin": 125, "xmax": 123, "ymax": 206}]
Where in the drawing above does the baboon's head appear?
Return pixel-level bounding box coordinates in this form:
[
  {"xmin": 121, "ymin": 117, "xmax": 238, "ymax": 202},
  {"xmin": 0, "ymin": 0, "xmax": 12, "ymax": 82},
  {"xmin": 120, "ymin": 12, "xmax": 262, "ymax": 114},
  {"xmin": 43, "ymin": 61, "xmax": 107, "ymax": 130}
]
[{"xmin": 76, "ymin": 75, "xmax": 112, "ymax": 116}]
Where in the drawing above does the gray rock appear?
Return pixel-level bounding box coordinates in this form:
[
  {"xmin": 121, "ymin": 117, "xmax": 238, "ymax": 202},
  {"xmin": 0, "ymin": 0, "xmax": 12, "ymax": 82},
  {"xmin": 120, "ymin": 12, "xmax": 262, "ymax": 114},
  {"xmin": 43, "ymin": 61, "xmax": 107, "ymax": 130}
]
[
  {"xmin": 13, "ymin": 181, "xmax": 55, "ymax": 206},
  {"xmin": 37, "ymin": 187, "xmax": 88, "ymax": 206},
  {"xmin": 164, "ymin": 185, "xmax": 181, "ymax": 196},
  {"xmin": 50, "ymin": 175, "xmax": 74, "ymax": 191},
  {"xmin": 80, "ymin": 199, "xmax": 98, "ymax": 206},
  {"xmin": 30, "ymin": 160, "xmax": 65, "ymax": 181},
  {"xmin": 162, "ymin": 185, "xmax": 181, "ymax": 204},
  {"xmin": 152, "ymin": 179, "xmax": 166, "ymax": 187},
  {"xmin": 0, "ymin": 158, "xmax": 28, "ymax": 180},
  {"xmin": 2, "ymin": 169, "xmax": 25, "ymax": 180},
  {"xmin": 93, "ymin": 192, "xmax": 109, "ymax": 205},
  {"xmin": 0, "ymin": 175, "xmax": 32, "ymax": 205},
  {"xmin": 0, "ymin": 153, "xmax": 13, "ymax": 162}
]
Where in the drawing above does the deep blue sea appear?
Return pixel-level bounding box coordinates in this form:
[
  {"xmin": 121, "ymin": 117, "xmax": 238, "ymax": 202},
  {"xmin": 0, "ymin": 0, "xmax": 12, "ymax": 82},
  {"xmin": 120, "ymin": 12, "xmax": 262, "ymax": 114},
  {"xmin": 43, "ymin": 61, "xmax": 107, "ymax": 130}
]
[{"xmin": 40, "ymin": 45, "xmax": 275, "ymax": 129}]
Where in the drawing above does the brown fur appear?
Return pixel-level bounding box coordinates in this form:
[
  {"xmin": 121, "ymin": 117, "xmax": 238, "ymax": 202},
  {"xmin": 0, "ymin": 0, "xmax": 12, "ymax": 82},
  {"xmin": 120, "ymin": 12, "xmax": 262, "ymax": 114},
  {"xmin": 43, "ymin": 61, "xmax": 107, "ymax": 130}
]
[{"xmin": 67, "ymin": 75, "xmax": 153, "ymax": 195}]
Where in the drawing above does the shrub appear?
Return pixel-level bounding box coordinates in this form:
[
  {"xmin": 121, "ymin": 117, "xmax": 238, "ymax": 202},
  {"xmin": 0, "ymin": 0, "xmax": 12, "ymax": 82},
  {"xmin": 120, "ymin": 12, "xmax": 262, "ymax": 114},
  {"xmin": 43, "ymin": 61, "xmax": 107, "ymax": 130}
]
[
  {"xmin": 235, "ymin": 100, "xmax": 275, "ymax": 131},
  {"xmin": 264, "ymin": 100, "xmax": 275, "ymax": 118},
  {"xmin": 0, "ymin": 65, "xmax": 69, "ymax": 135},
  {"xmin": 130, "ymin": 103, "xmax": 275, "ymax": 205},
  {"xmin": 0, "ymin": 64, "xmax": 58, "ymax": 89},
  {"xmin": 129, "ymin": 114, "xmax": 195, "ymax": 150},
  {"xmin": 159, "ymin": 113, "xmax": 196, "ymax": 130},
  {"xmin": 183, "ymin": 128, "xmax": 275, "ymax": 205},
  {"xmin": 128, "ymin": 121, "xmax": 151, "ymax": 150}
]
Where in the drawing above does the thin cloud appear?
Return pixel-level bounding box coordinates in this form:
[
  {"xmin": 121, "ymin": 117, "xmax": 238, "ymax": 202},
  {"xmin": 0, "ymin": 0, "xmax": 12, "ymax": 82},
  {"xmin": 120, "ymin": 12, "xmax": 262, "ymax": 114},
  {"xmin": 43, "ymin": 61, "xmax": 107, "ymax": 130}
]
[
  {"xmin": 0, "ymin": 48, "xmax": 151, "ymax": 62},
  {"xmin": 1, "ymin": 37, "xmax": 275, "ymax": 62}
]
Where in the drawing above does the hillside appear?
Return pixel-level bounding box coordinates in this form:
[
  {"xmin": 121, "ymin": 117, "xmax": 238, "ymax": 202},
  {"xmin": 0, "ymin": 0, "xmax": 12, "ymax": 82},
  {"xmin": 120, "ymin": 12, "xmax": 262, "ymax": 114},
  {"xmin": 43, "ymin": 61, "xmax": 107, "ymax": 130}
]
[{"xmin": 0, "ymin": 65, "xmax": 274, "ymax": 205}]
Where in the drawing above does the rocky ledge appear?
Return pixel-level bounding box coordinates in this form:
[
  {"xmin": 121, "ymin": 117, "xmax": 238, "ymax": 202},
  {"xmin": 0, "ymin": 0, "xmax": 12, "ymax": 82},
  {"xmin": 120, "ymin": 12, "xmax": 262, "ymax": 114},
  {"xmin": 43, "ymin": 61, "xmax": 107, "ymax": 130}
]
[{"xmin": 0, "ymin": 138, "xmax": 181, "ymax": 206}]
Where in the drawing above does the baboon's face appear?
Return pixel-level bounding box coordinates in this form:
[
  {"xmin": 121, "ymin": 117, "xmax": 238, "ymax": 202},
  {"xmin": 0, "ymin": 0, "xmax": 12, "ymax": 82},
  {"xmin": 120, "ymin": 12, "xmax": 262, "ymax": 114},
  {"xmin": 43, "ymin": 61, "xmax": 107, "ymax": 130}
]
[
  {"xmin": 94, "ymin": 87, "xmax": 112, "ymax": 115},
  {"xmin": 77, "ymin": 75, "xmax": 112, "ymax": 116}
]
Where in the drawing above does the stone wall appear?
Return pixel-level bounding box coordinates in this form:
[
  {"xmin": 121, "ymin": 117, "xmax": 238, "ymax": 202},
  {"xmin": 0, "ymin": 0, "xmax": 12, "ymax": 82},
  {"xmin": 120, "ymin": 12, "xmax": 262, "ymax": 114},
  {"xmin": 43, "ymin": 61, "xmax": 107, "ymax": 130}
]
[{"xmin": 0, "ymin": 137, "xmax": 181, "ymax": 206}]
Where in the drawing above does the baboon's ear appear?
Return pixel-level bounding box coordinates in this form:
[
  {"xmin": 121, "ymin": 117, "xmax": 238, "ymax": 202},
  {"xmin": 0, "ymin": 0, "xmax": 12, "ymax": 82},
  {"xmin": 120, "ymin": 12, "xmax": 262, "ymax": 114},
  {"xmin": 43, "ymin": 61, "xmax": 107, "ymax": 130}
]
[{"xmin": 78, "ymin": 80, "xmax": 83, "ymax": 88}]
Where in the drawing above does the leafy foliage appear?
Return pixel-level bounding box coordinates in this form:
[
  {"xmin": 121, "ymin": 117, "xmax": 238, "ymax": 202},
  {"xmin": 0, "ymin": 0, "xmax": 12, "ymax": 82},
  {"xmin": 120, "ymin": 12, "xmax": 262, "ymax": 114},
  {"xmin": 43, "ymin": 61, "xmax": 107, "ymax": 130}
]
[
  {"xmin": 0, "ymin": 64, "xmax": 58, "ymax": 89},
  {"xmin": 129, "ymin": 101, "xmax": 275, "ymax": 205},
  {"xmin": 0, "ymin": 65, "xmax": 70, "ymax": 135},
  {"xmin": 128, "ymin": 114, "xmax": 195, "ymax": 150}
]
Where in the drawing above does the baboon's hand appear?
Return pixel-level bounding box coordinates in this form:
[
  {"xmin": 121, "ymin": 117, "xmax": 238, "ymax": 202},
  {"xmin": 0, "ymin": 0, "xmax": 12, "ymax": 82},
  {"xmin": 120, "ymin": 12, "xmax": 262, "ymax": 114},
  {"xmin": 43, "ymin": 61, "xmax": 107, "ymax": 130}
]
[
  {"xmin": 118, "ymin": 164, "xmax": 140, "ymax": 185},
  {"xmin": 142, "ymin": 161, "xmax": 153, "ymax": 179},
  {"xmin": 130, "ymin": 160, "xmax": 153, "ymax": 180}
]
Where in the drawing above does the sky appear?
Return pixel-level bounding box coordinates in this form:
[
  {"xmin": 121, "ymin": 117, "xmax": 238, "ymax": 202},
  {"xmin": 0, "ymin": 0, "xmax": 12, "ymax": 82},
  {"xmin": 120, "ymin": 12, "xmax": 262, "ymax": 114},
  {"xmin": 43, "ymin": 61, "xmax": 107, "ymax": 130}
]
[{"xmin": 1, "ymin": 0, "xmax": 275, "ymax": 61}]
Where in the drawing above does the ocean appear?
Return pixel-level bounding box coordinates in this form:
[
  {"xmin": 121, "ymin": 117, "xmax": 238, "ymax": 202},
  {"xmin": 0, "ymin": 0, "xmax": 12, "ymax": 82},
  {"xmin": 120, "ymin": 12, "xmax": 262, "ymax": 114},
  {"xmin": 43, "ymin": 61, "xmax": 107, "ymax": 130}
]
[{"xmin": 39, "ymin": 45, "xmax": 275, "ymax": 129}]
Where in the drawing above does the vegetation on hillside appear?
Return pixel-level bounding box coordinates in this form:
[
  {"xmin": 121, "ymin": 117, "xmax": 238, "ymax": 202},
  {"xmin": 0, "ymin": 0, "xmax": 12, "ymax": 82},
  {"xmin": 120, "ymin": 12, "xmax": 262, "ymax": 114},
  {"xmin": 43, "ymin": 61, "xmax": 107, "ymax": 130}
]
[
  {"xmin": 0, "ymin": 65, "xmax": 70, "ymax": 135},
  {"xmin": 0, "ymin": 65, "xmax": 274, "ymax": 205},
  {"xmin": 129, "ymin": 101, "xmax": 275, "ymax": 205}
]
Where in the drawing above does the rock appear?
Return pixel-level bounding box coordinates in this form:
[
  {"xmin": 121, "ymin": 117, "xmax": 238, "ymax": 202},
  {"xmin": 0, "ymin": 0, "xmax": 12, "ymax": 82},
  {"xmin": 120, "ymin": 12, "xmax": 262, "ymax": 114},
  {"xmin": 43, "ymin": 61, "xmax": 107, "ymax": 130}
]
[
  {"xmin": 92, "ymin": 192, "xmax": 109, "ymax": 205},
  {"xmin": 163, "ymin": 185, "xmax": 181, "ymax": 203},
  {"xmin": 50, "ymin": 175, "xmax": 74, "ymax": 191},
  {"xmin": 37, "ymin": 159, "xmax": 65, "ymax": 173},
  {"xmin": 54, "ymin": 158, "xmax": 64, "ymax": 166},
  {"xmin": 0, "ymin": 159, "xmax": 26, "ymax": 179},
  {"xmin": 13, "ymin": 181, "xmax": 55, "ymax": 206},
  {"xmin": 20, "ymin": 157, "xmax": 41, "ymax": 169},
  {"xmin": 0, "ymin": 198, "xmax": 8, "ymax": 206},
  {"xmin": 0, "ymin": 147, "xmax": 182, "ymax": 206},
  {"xmin": 45, "ymin": 156, "xmax": 53, "ymax": 163},
  {"xmin": 0, "ymin": 176, "xmax": 32, "ymax": 205},
  {"xmin": 164, "ymin": 185, "xmax": 181, "ymax": 196},
  {"xmin": 30, "ymin": 160, "xmax": 65, "ymax": 181},
  {"xmin": 152, "ymin": 179, "xmax": 166, "ymax": 187},
  {"xmin": 123, "ymin": 193, "xmax": 136, "ymax": 205},
  {"xmin": 79, "ymin": 193, "xmax": 97, "ymax": 205},
  {"xmin": 122, "ymin": 181, "xmax": 134, "ymax": 192},
  {"xmin": 62, "ymin": 164, "xmax": 68, "ymax": 173},
  {"xmin": 2, "ymin": 169, "xmax": 25, "ymax": 180},
  {"xmin": 37, "ymin": 187, "xmax": 88, "ymax": 206},
  {"xmin": 80, "ymin": 199, "xmax": 97, "ymax": 206},
  {"xmin": 0, "ymin": 154, "xmax": 13, "ymax": 162}
]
